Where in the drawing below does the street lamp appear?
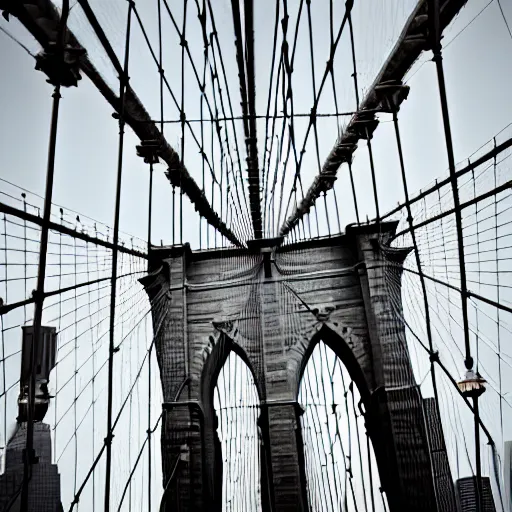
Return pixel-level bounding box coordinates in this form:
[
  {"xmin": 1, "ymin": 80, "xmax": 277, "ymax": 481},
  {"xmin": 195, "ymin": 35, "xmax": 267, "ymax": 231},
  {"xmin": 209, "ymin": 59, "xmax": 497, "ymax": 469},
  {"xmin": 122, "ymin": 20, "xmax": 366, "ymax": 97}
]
[
  {"xmin": 458, "ymin": 369, "xmax": 486, "ymax": 512},
  {"xmin": 457, "ymin": 369, "xmax": 486, "ymax": 398}
]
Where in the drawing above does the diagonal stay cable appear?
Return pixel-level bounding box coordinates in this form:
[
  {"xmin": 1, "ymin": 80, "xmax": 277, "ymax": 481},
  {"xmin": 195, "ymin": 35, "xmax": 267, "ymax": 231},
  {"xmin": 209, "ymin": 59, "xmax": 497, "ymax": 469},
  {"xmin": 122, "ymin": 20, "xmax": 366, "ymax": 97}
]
[
  {"xmin": 206, "ymin": 0, "xmax": 252, "ymax": 233},
  {"xmin": 278, "ymin": 0, "xmax": 355, "ymax": 237},
  {"xmin": 192, "ymin": 0, "xmax": 252, "ymax": 241},
  {"xmin": 130, "ymin": 5, "xmax": 216, "ymax": 187},
  {"xmin": 9, "ymin": 0, "xmax": 242, "ymax": 247},
  {"xmin": 230, "ymin": 0, "xmax": 263, "ymax": 238},
  {"xmin": 279, "ymin": 0, "xmax": 469, "ymax": 238},
  {"xmin": 261, "ymin": 0, "xmax": 281, "ymax": 235},
  {"xmin": 268, "ymin": 0, "xmax": 308, "ymax": 238},
  {"xmin": 67, "ymin": 291, "xmax": 169, "ymax": 512}
]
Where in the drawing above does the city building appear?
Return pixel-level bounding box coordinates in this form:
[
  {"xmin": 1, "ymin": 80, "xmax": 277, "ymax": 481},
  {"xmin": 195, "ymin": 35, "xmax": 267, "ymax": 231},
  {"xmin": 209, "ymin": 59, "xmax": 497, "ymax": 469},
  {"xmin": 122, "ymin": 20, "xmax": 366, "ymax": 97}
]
[
  {"xmin": 504, "ymin": 441, "xmax": 512, "ymax": 512},
  {"xmin": 456, "ymin": 476, "xmax": 497, "ymax": 512},
  {"xmin": 0, "ymin": 423, "xmax": 62, "ymax": 511}
]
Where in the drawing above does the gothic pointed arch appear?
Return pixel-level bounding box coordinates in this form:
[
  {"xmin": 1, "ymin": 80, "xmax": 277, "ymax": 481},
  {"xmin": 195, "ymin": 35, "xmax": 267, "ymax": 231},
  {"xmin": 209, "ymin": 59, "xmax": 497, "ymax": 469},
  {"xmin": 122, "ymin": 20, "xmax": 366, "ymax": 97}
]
[
  {"xmin": 199, "ymin": 331, "xmax": 263, "ymax": 512},
  {"xmin": 298, "ymin": 337, "xmax": 388, "ymax": 511}
]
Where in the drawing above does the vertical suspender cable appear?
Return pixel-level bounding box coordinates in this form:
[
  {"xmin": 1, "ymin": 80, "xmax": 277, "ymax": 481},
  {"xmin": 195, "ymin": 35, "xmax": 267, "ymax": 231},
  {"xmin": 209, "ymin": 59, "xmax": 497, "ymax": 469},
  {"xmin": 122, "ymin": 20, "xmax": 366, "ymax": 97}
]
[
  {"xmin": 147, "ymin": 344, "xmax": 152, "ymax": 512},
  {"xmin": 158, "ymin": 0, "xmax": 164, "ymax": 138},
  {"xmin": 350, "ymin": 387, "xmax": 367, "ymax": 512},
  {"xmin": 391, "ymin": 100, "xmax": 441, "ymax": 503},
  {"xmin": 73, "ymin": 224, "xmax": 79, "ymax": 496},
  {"xmin": 492, "ymin": 138, "xmax": 503, "ymax": 441},
  {"xmin": 199, "ymin": 21, "xmax": 206, "ymax": 250},
  {"xmin": 105, "ymin": 4, "xmax": 133, "ymax": 511},
  {"xmin": 94, "ymin": 224, "xmax": 101, "ymax": 511},
  {"xmin": 366, "ymin": 432, "xmax": 376, "ymax": 512},
  {"xmin": 211, "ymin": 115, "xmax": 217, "ymax": 248},
  {"xmin": 427, "ymin": 0, "xmax": 472, "ymax": 370},
  {"xmin": 148, "ymin": 161, "xmax": 154, "ymax": 256},
  {"xmin": 54, "ymin": 207, "xmax": 63, "ymax": 464},
  {"xmin": 1, "ymin": 215, "xmax": 7, "ymax": 471},
  {"xmin": 473, "ymin": 394, "xmax": 483, "ymax": 512},
  {"xmin": 153, "ymin": 0, "xmax": 163, "ymax": 252},
  {"xmin": 347, "ymin": 11, "xmax": 361, "ymax": 225},
  {"xmin": 180, "ymin": 0, "xmax": 188, "ymax": 245},
  {"xmin": 323, "ymin": 193, "xmax": 331, "ymax": 237},
  {"xmin": 365, "ymin": 128, "xmax": 380, "ymax": 223},
  {"xmin": 172, "ymin": 185, "xmax": 176, "ymax": 245},
  {"xmin": 348, "ymin": 161, "xmax": 360, "ymax": 225},
  {"xmin": 20, "ymin": 2, "xmax": 69, "ymax": 510},
  {"xmin": 150, "ymin": 3, "xmax": 161, "ymax": 498},
  {"xmin": 348, "ymin": 11, "xmax": 359, "ymax": 110},
  {"xmin": 332, "ymin": 188, "xmax": 342, "ymax": 234},
  {"xmin": 427, "ymin": 1, "xmax": 480, "ymax": 508}
]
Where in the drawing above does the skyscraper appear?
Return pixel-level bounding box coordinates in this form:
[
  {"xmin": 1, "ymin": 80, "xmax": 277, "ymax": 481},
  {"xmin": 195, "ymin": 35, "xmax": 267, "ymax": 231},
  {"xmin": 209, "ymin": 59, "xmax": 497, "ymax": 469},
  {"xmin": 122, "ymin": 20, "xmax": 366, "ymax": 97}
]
[
  {"xmin": 423, "ymin": 397, "xmax": 458, "ymax": 512},
  {"xmin": 456, "ymin": 476, "xmax": 497, "ymax": 512},
  {"xmin": 505, "ymin": 441, "xmax": 512, "ymax": 512},
  {"xmin": 0, "ymin": 423, "xmax": 62, "ymax": 511},
  {"xmin": 0, "ymin": 326, "xmax": 61, "ymax": 511}
]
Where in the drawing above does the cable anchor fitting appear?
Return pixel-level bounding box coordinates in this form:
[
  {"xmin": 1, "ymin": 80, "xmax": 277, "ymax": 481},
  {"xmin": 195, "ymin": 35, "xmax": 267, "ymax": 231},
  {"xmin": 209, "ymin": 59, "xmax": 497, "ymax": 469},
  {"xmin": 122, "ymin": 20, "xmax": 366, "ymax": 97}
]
[
  {"xmin": 429, "ymin": 351, "xmax": 439, "ymax": 363},
  {"xmin": 35, "ymin": 42, "xmax": 86, "ymax": 87}
]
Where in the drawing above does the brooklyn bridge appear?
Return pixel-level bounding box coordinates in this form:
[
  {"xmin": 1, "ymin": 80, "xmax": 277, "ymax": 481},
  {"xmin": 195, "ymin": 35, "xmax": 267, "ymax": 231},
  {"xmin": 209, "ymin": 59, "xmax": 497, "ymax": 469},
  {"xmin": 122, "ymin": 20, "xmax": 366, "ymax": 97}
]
[{"xmin": 0, "ymin": 0, "xmax": 511, "ymax": 511}]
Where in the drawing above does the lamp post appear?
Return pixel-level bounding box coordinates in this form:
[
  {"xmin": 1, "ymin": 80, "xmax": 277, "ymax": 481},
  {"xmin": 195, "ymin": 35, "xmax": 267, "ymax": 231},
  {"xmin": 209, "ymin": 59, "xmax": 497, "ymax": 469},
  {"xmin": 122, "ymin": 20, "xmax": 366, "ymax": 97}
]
[{"xmin": 458, "ymin": 369, "xmax": 486, "ymax": 512}]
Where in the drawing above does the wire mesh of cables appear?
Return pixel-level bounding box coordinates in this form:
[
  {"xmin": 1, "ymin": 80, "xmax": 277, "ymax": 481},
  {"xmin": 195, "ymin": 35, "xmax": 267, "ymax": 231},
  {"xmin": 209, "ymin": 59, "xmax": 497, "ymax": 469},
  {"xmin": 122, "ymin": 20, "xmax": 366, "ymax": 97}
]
[
  {"xmin": 0, "ymin": 179, "xmax": 163, "ymax": 511},
  {"xmin": 381, "ymin": 121, "xmax": 512, "ymax": 510}
]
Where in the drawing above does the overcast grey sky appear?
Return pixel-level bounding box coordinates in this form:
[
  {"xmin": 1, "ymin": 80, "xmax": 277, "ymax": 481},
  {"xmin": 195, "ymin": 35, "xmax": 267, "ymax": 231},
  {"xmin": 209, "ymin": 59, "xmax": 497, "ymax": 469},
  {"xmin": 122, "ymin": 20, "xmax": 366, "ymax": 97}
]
[
  {"xmin": 0, "ymin": 0, "xmax": 511, "ymax": 247},
  {"xmin": 1, "ymin": 0, "xmax": 512, "ymax": 510}
]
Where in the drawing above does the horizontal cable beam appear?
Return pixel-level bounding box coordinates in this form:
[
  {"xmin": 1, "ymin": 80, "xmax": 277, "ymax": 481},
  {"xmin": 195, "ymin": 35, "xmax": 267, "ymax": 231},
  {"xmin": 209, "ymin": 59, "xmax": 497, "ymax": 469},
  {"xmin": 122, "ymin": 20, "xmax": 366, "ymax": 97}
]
[
  {"xmin": 0, "ymin": 270, "xmax": 140, "ymax": 316},
  {"xmin": 382, "ymin": 134, "xmax": 512, "ymax": 220},
  {"xmin": 230, "ymin": 0, "xmax": 262, "ymax": 238},
  {"xmin": 393, "ymin": 179, "xmax": 512, "ymax": 237},
  {"xmin": 121, "ymin": 110, "xmax": 363, "ymax": 125},
  {"xmin": 279, "ymin": 0, "xmax": 468, "ymax": 237},
  {"xmin": 8, "ymin": 0, "xmax": 242, "ymax": 247},
  {"xmin": 0, "ymin": 200, "xmax": 147, "ymax": 258},
  {"xmin": 370, "ymin": 263, "xmax": 512, "ymax": 316},
  {"xmin": 404, "ymin": 265, "xmax": 512, "ymax": 315}
]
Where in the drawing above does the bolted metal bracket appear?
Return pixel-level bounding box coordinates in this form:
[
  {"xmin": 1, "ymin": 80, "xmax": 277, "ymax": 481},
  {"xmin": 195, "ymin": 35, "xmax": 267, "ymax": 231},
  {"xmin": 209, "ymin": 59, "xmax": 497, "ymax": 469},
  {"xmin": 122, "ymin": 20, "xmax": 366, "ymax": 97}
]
[
  {"xmin": 348, "ymin": 113, "xmax": 379, "ymax": 140},
  {"xmin": 136, "ymin": 139, "xmax": 162, "ymax": 164},
  {"xmin": 246, "ymin": 237, "xmax": 283, "ymax": 279},
  {"xmin": 35, "ymin": 43, "xmax": 86, "ymax": 87},
  {"xmin": 374, "ymin": 81, "xmax": 410, "ymax": 113}
]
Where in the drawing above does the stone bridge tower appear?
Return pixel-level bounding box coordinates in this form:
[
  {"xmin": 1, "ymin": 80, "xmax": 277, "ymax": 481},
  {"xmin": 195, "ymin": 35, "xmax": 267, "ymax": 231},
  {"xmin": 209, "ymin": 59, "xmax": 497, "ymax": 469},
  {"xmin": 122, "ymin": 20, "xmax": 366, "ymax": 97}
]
[{"xmin": 141, "ymin": 222, "xmax": 439, "ymax": 511}]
